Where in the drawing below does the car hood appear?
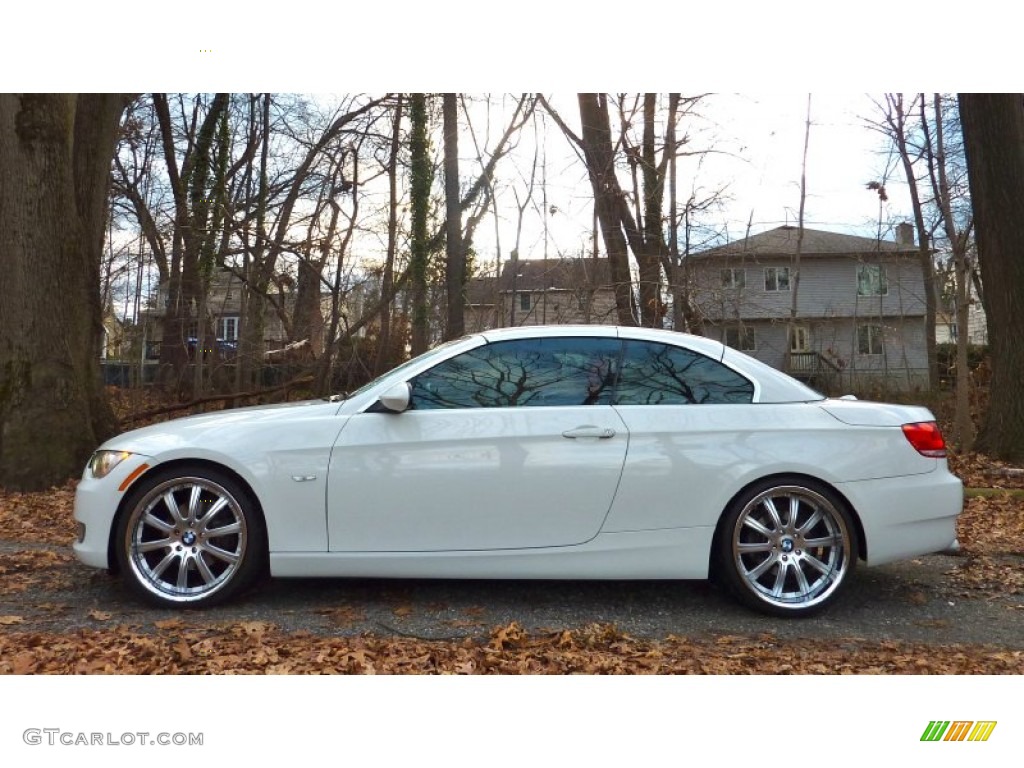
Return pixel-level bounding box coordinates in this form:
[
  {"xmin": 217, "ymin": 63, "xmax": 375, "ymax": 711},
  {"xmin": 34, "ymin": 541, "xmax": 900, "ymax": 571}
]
[
  {"xmin": 99, "ymin": 399, "xmax": 344, "ymax": 455},
  {"xmin": 818, "ymin": 399, "xmax": 935, "ymax": 427}
]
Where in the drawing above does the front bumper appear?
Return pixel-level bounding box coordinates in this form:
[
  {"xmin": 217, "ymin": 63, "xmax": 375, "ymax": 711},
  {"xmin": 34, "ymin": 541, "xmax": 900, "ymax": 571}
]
[{"xmin": 73, "ymin": 454, "xmax": 155, "ymax": 570}]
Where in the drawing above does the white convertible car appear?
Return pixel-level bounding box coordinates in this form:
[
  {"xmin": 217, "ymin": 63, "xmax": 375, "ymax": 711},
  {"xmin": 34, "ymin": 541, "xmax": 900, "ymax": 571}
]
[{"xmin": 74, "ymin": 326, "xmax": 963, "ymax": 616}]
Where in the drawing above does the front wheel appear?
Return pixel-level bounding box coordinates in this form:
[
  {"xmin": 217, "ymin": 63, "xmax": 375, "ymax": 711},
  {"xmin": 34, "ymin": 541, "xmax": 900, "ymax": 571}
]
[
  {"xmin": 115, "ymin": 467, "xmax": 265, "ymax": 608},
  {"xmin": 717, "ymin": 478, "xmax": 858, "ymax": 617}
]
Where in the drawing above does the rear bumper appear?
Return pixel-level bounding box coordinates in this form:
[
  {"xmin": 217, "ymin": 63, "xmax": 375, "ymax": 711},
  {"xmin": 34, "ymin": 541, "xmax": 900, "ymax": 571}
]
[{"xmin": 836, "ymin": 469, "xmax": 963, "ymax": 566}]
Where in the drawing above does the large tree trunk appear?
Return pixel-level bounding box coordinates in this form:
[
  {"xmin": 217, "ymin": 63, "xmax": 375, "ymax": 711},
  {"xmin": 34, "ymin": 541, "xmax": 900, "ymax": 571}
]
[
  {"xmin": 375, "ymin": 96, "xmax": 403, "ymax": 375},
  {"xmin": 409, "ymin": 93, "xmax": 431, "ymax": 354},
  {"xmin": 578, "ymin": 94, "xmax": 636, "ymax": 326},
  {"xmin": 958, "ymin": 93, "xmax": 1024, "ymax": 460},
  {"xmin": 293, "ymin": 256, "xmax": 327, "ymax": 355},
  {"xmin": 929, "ymin": 95, "xmax": 974, "ymax": 449},
  {"xmin": 886, "ymin": 93, "xmax": 938, "ymax": 391},
  {"xmin": 637, "ymin": 93, "xmax": 666, "ymax": 327},
  {"xmin": 0, "ymin": 94, "xmax": 126, "ymax": 490},
  {"xmin": 443, "ymin": 93, "xmax": 465, "ymax": 340}
]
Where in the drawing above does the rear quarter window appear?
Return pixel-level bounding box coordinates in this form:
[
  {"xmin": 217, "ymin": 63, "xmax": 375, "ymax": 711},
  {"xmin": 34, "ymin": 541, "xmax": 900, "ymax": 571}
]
[{"xmin": 615, "ymin": 340, "xmax": 754, "ymax": 404}]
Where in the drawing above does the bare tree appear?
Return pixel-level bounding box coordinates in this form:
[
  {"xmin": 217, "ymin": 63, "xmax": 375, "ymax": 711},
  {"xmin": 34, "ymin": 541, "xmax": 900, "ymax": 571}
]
[
  {"xmin": 374, "ymin": 95, "xmax": 404, "ymax": 375},
  {"xmin": 408, "ymin": 93, "xmax": 432, "ymax": 355},
  {"xmin": 869, "ymin": 94, "xmax": 939, "ymax": 390},
  {"xmin": 151, "ymin": 93, "xmax": 230, "ymax": 384},
  {"xmin": 922, "ymin": 95, "xmax": 974, "ymax": 448},
  {"xmin": 785, "ymin": 95, "xmax": 812, "ymax": 373},
  {"xmin": 443, "ymin": 93, "xmax": 466, "ymax": 339},
  {"xmin": 541, "ymin": 93, "xmax": 709, "ymax": 328},
  {"xmin": 870, "ymin": 94, "xmax": 975, "ymax": 438},
  {"xmin": 563, "ymin": 93, "xmax": 637, "ymax": 325}
]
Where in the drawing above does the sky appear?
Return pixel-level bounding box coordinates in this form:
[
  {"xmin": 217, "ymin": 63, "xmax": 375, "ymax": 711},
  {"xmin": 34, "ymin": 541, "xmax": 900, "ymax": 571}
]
[
  {"xmin": 709, "ymin": 93, "xmax": 910, "ymax": 237},
  {"xmin": 470, "ymin": 92, "xmax": 916, "ymax": 272}
]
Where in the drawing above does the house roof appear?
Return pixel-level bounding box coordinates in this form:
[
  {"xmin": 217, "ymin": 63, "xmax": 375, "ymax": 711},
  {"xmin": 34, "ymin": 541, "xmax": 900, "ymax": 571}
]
[
  {"xmin": 690, "ymin": 225, "xmax": 919, "ymax": 260},
  {"xmin": 465, "ymin": 276, "xmax": 498, "ymax": 306},
  {"xmin": 497, "ymin": 257, "xmax": 613, "ymax": 292}
]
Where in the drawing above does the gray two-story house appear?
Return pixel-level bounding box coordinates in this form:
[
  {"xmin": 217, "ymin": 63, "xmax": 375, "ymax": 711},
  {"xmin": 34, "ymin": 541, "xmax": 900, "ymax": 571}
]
[{"xmin": 689, "ymin": 224, "xmax": 928, "ymax": 392}]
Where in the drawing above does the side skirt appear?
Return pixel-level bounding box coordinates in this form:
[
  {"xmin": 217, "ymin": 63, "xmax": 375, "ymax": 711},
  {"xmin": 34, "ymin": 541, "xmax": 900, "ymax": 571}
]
[{"xmin": 270, "ymin": 527, "xmax": 714, "ymax": 581}]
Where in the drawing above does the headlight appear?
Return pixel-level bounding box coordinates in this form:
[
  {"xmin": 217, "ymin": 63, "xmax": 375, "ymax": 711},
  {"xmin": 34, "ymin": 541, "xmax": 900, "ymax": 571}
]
[{"xmin": 87, "ymin": 450, "xmax": 133, "ymax": 479}]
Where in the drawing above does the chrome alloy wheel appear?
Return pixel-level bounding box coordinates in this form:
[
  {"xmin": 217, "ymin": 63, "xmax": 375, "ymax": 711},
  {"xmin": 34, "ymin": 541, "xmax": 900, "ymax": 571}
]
[
  {"xmin": 124, "ymin": 476, "xmax": 248, "ymax": 604},
  {"xmin": 730, "ymin": 485, "xmax": 852, "ymax": 612}
]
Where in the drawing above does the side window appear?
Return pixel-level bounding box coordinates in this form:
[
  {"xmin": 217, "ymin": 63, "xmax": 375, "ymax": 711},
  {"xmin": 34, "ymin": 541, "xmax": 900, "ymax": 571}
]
[
  {"xmin": 410, "ymin": 337, "xmax": 621, "ymax": 410},
  {"xmin": 615, "ymin": 340, "xmax": 754, "ymax": 405}
]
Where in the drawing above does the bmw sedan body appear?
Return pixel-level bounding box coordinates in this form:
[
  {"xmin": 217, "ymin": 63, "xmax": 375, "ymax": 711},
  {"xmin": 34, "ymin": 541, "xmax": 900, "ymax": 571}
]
[{"xmin": 74, "ymin": 325, "xmax": 963, "ymax": 616}]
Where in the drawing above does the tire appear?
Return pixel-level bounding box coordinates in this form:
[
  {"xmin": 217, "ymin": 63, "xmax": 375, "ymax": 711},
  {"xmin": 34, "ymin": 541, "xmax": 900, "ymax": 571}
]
[
  {"xmin": 716, "ymin": 477, "xmax": 858, "ymax": 617},
  {"xmin": 115, "ymin": 466, "xmax": 266, "ymax": 608}
]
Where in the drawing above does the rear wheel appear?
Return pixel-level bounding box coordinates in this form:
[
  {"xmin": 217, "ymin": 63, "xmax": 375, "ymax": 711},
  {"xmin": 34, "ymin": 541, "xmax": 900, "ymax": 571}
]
[
  {"xmin": 115, "ymin": 467, "xmax": 265, "ymax": 608},
  {"xmin": 717, "ymin": 478, "xmax": 857, "ymax": 617}
]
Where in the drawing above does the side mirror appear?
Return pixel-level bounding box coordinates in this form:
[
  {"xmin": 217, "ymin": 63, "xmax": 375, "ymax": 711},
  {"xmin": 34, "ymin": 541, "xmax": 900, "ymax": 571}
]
[{"xmin": 377, "ymin": 381, "xmax": 411, "ymax": 413}]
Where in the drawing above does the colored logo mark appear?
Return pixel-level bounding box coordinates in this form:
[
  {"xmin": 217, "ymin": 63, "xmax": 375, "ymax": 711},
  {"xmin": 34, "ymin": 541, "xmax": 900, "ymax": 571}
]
[{"xmin": 921, "ymin": 720, "xmax": 997, "ymax": 742}]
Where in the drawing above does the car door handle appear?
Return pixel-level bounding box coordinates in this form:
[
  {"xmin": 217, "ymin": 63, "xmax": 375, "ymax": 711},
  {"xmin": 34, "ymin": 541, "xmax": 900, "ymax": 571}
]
[{"xmin": 562, "ymin": 425, "xmax": 616, "ymax": 439}]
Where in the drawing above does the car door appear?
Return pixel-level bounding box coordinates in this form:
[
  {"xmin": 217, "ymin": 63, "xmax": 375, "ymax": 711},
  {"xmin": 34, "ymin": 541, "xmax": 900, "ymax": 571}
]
[
  {"xmin": 602, "ymin": 338, "xmax": 760, "ymax": 533},
  {"xmin": 327, "ymin": 336, "xmax": 628, "ymax": 552}
]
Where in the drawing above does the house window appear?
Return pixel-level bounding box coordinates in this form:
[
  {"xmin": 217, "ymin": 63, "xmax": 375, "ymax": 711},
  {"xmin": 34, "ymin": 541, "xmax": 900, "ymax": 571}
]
[
  {"xmin": 790, "ymin": 325, "xmax": 810, "ymax": 353},
  {"xmin": 218, "ymin": 316, "xmax": 239, "ymax": 342},
  {"xmin": 857, "ymin": 264, "xmax": 888, "ymax": 296},
  {"xmin": 724, "ymin": 326, "xmax": 756, "ymax": 352},
  {"xmin": 857, "ymin": 324, "xmax": 883, "ymax": 355},
  {"xmin": 520, "ymin": 293, "xmax": 531, "ymax": 311},
  {"xmin": 721, "ymin": 268, "xmax": 745, "ymax": 289},
  {"xmin": 764, "ymin": 267, "xmax": 791, "ymax": 292}
]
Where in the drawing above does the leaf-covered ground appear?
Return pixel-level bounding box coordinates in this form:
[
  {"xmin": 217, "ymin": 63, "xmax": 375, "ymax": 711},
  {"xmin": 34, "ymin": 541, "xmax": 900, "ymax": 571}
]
[
  {"xmin": 0, "ymin": 481, "xmax": 77, "ymax": 546},
  {"xmin": 946, "ymin": 494, "xmax": 1024, "ymax": 597},
  {"xmin": 2, "ymin": 453, "xmax": 1023, "ymax": 674},
  {"xmin": 1, "ymin": 620, "xmax": 1022, "ymax": 675},
  {"xmin": 949, "ymin": 449, "xmax": 1024, "ymax": 490}
]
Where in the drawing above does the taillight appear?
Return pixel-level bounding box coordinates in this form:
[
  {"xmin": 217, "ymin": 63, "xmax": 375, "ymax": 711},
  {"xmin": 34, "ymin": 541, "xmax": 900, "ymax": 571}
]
[{"xmin": 902, "ymin": 421, "xmax": 947, "ymax": 458}]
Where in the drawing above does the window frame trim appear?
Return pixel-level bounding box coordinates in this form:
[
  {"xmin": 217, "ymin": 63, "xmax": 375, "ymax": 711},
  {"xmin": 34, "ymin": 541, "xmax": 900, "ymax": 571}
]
[
  {"xmin": 723, "ymin": 325, "xmax": 757, "ymax": 352},
  {"xmin": 218, "ymin": 315, "xmax": 240, "ymax": 342},
  {"xmin": 763, "ymin": 266, "xmax": 792, "ymax": 292},
  {"xmin": 721, "ymin": 267, "xmax": 746, "ymax": 289},
  {"xmin": 856, "ymin": 263, "xmax": 889, "ymax": 297},
  {"xmin": 857, "ymin": 323, "xmax": 884, "ymax": 355}
]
